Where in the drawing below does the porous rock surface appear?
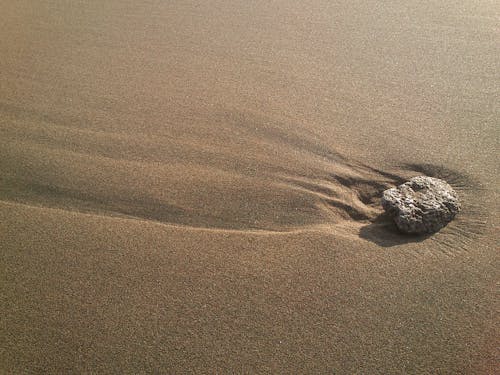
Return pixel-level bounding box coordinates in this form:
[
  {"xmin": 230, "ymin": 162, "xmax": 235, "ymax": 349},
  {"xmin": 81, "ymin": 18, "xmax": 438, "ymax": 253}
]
[{"xmin": 381, "ymin": 176, "xmax": 461, "ymax": 234}]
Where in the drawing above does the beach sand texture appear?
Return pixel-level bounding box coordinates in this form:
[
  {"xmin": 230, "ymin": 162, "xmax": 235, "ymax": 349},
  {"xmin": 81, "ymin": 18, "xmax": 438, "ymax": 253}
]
[{"xmin": 1, "ymin": 1, "xmax": 499, "ymax": 373}]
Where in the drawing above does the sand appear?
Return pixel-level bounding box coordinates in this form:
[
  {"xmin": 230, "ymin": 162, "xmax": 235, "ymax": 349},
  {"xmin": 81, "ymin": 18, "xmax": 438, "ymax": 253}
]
[{"xmin": 1, "ymin": 0, "xmax": 499, "ymax": 373}]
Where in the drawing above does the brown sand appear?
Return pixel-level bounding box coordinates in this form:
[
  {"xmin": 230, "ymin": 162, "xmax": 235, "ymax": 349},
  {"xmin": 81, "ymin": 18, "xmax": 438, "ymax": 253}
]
[{"xmin": 1, "ymin": 0, "xmax": 499, "ymax": 373}]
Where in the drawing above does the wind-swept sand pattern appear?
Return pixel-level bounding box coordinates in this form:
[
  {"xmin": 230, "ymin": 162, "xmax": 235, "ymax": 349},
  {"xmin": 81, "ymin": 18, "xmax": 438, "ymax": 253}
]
[{"xmin": 1, "ymin": 0, "xmax": 499, "ymax": 373}]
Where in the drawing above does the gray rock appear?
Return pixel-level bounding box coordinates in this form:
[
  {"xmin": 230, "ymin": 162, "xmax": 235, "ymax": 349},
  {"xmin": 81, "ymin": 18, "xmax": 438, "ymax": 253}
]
[{"xmin": 381, "ymin": 176, "xmax": 461, "ymax": 234}]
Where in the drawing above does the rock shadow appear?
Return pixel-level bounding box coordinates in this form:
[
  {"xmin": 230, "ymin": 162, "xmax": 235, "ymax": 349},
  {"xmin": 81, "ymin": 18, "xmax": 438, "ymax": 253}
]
[{"xmin": 359, "ymin": 213, "xmax": 432, "ymax": 247}]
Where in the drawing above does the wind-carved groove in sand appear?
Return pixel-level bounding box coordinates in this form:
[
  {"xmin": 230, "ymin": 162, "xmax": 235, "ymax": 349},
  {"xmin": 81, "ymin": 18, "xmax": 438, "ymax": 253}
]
[
  {"xmin": 0, "ymin": 176, "xmax": 382, "ymax": 232},
  {"xmin": 1, "ymin": 159, "xmax": 396, "ymax": 232},
  {"xmin": 278, "ymin": 174, "xmax": 394, "ymax": 223},
  {"xmin": 0, "ymin": 179, "xmax": 191, "ymax": 225}
]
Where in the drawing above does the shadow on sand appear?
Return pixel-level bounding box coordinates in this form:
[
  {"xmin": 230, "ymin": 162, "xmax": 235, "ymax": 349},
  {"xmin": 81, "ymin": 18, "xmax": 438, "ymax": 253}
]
[{"xmin": 359, "ymin": 213, "xmax": 432, "ymax": 248}]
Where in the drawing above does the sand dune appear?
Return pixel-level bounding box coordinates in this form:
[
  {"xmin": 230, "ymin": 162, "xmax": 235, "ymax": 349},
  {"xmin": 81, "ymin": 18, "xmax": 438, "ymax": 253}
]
[{"xmin": 1, "ymin": 0, "xmax": 499, "ymax": 373}]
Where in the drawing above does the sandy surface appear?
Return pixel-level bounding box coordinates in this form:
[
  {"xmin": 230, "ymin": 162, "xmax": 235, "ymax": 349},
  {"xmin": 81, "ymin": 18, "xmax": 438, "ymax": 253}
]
[{"xmin": 1, "ymin": 0, "xmax": 499, "ymax": 373}]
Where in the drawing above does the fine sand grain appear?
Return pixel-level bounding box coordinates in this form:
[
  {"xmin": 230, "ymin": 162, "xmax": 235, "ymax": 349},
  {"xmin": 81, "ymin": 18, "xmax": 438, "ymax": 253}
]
[{"xmin": 1, "ymin": 1, "xmax": 499, "ymax": 373}]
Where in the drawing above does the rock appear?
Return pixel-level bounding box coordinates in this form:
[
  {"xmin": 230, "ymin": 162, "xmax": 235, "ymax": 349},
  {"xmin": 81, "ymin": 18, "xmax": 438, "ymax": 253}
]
[{"xmin": 381, "ymin": 176, "xmax": 461, "ymax": 234}]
